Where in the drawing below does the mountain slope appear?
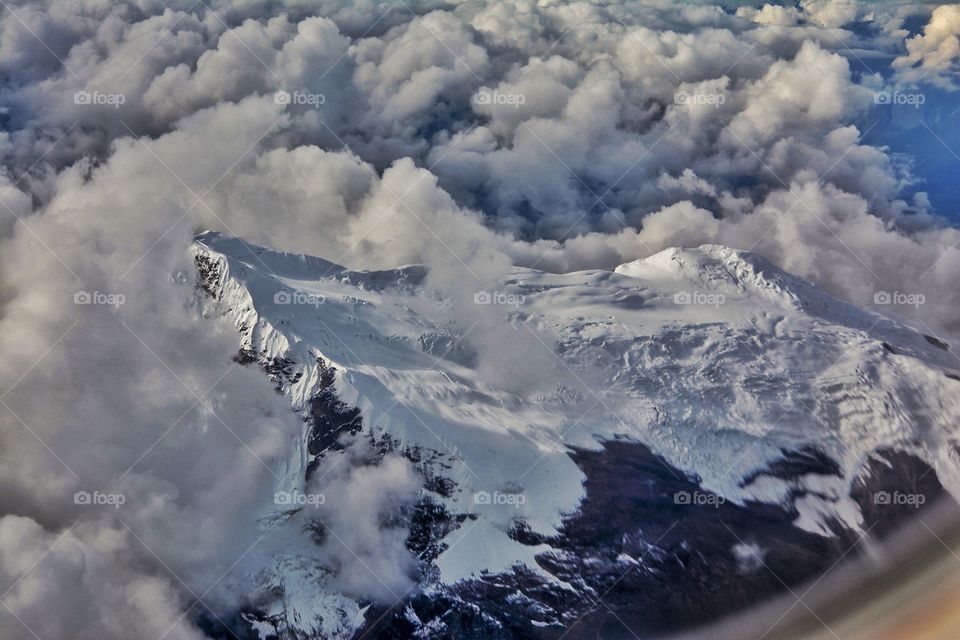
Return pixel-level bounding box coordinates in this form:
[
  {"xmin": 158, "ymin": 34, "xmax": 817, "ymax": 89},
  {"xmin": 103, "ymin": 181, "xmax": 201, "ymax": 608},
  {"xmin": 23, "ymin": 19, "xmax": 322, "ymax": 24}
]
[{"xmin": 192, "ymin": 231, "xmax": 960, "ymax": 638}]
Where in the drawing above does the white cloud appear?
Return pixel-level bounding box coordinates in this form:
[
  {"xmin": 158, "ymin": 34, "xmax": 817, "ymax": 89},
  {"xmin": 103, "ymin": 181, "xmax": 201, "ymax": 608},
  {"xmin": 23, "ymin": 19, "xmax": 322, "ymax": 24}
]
[
  {"xmin": 893, "ymin": 4, "xmax": 960, "ymax": 89},
  {"xmin": 800, "ymin": 0, "xmax": 860, "ymax": 28},
  {"xmin": 737, "ymin": 4, "xmax": 803, "ymax": 27}
]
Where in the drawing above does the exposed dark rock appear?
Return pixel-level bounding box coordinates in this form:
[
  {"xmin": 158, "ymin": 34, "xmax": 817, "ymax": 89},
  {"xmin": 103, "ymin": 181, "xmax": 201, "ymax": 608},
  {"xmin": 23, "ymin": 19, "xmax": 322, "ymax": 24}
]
[
  {"xmin": 232, "ymin": 348, "xmax": 258, "ymax": 365},
  {"xmin": 849, "ymin": 448, "xmax": 949, "ymax": 539},
  {"xmin": 363, "ymin": 440, "xmax": 957, "ymax": 640},
  {"xmin": 406, "ymin": 497, "xmax": 473, "ymax": 567},
  {"xmin": 363, "ymin": 441, "xmax": 859, "ymax": 639},
  {"xmin": 194, "ymin": 252, "xmax": 223, "ymax": 298},
  {"xmin": 419, "ymin": 331, "xmax": 478, "ymax": 368},
  {"xmin": 363, "ymin": 590, "xmax": 513, "ymax": 640},
  {"xmin": 264, "ymin": 355, "xmax": 302, "ymax": 390},
  {"xmin": 371, "ymin": 431, "xmax": 457, "ymax": 477},
  {"xmin": 196, "ymin": 609, "xmax": 262, "ymax": 640},
  {"xmin": 924, "ymin": 334, "xmax": 949, "ymax": 350},
  {"xmin": 507, "ymin": 519, "xmax": 550, "ymax": 547},
  {"xmin": 424, "ymin": 475, "xmax": 457, "ymax": 498},
  {"xmin": 532, "ymin": 441, "xmax": 853, "ymax": 636},
  {"xmin": 307, "ymin": 358, "xmax": 363, "ymax": 459},
  {"xmin": 231, "ymin": 348, "xmax": 302, "ymax": 392},
  {"xmin": 740, "ymin": 445, "xmax": 842, "ymax": 488}
]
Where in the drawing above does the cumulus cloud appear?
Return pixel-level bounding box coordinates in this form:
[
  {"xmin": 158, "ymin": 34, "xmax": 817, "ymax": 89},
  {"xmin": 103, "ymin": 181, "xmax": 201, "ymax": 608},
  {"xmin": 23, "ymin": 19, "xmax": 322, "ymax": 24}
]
[
  {"xmin": 893, "ymin": 4, "xmax": 960, "ymax": 89},
  {"xmin": 736, "ymin": 4, "xmax": 803, "ymax": 27},
  {"xmin": 799, "ymin": 0, "xmax": 860, "ymax": 28},
  {"xmin": 0, "ymin": 101, "xmax": 297, "ymax": 640},
  {"xmin": 303, "ymin": 447, "xmax": 422, "ymax": 601},
  {"xmin": 0, "ymin": 516, "xmax": 208, "ymax": 640},
  {"xmin": 1, "ymin": 1, "xmax": 959, "ymax": 638}
]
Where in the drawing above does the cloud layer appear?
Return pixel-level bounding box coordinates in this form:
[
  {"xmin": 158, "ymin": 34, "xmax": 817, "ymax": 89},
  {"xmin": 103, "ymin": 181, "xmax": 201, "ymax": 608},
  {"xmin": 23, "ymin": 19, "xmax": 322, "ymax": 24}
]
[{"xmin": 0, "ymin": 1, "xmax": 959, "ymax": 638}]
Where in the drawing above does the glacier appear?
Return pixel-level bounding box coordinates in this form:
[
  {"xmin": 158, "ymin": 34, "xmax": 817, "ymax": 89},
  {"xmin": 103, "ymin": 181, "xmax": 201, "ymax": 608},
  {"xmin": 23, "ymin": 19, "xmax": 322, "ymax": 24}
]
[{"xmin": 191, "ymin": 231, "xmax": 960, "ymax": 638}]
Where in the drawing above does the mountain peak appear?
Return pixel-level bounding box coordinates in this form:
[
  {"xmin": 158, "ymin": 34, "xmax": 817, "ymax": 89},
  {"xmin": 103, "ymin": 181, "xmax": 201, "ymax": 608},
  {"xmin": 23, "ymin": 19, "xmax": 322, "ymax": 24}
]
[
  {"xmin": 192, "ymin": 233, "xmax": 960, "ymax": 638},
  {"xmin": 613, "ymin": 243, "xmax": 827, "ymax": 317},
  {"xmin": 616, "ymin": 244, "xmax": 784, "ymax": 289}
]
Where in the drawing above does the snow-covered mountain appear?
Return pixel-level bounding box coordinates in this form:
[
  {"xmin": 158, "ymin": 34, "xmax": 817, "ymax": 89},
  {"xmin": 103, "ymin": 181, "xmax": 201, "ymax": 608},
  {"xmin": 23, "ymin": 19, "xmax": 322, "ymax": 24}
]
[{"xmin": 192, "ymin": 231, "xmax": 960, "ymax": 639}]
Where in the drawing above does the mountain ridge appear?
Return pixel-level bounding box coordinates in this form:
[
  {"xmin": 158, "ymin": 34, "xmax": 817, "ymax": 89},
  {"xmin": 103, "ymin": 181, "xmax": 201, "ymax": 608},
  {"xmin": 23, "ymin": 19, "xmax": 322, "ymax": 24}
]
[{"xmin": 191, "ymin": 231, "xmax": 960, "ymax": 639}]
